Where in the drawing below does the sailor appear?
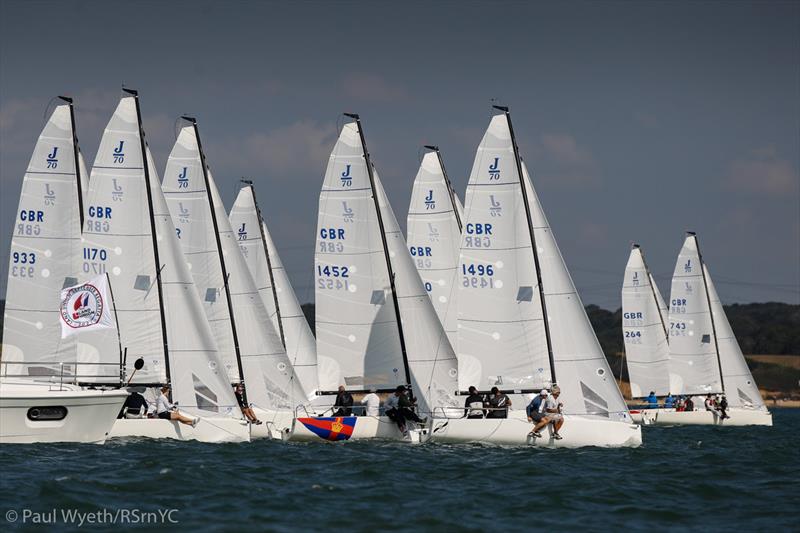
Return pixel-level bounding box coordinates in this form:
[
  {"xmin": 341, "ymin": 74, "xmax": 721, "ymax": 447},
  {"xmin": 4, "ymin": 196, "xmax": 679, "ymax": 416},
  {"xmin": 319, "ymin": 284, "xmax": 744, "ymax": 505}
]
[
  {"xmin": 464, "ymin": 386, "xmax": 486, "ymax": 419},
  {"xmin": 664, "ymin": 393, "xmax": 675, "ymax": 409},
  {"xmin": 333, "ymin": 385, "xmax": 354, "ymax": 416},
  {"xmin": 384, "ymin": 386, "xmax": 406, "ymax": 432},
  {"xmin": 486, "ymin": 386, "xmax": 511, "ymax": 419},
  {"xmin": 119, "ymin": 387, "xmax": 149, "ymax": 419},
  {"xmin": 526, "ymin": 389, "xmax": 551, "ymax": 437},
  {"xmin": 684, "ymin": 396, "xmax": 695, "ymax": 412},
  {"xmin": 156, "ymin": 386, "xmax": 197, "ymax": 427},
  {"xmin": 718, "ymin": 394, "xmax": 730, "ymax": 420},
  {"xmin": 360, "ymin": 389, "xmax": 380, "ymax": 417},
  {"xmin": 704, "ymin": 393, "xmax": 715, "ymax": 412},
  {"xmin": 399, "ymin": 387, "xmax": 426, "ymax": 426},
  {"xmin": 233, "ymin": 383, "xmax": 262, "ymax": 425},
  {"xmin": 544, "ymin": 386, "xmax": 565, "ymax": 440},
  {"xmin": 646, "ymin": 391, "xmax": 658, "ymax": 409}
]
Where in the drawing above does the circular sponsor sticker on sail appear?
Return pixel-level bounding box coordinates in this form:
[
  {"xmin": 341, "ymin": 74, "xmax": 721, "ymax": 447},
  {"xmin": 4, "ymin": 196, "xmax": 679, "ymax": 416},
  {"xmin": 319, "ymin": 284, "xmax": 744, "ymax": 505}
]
[{"xmin": 60, "ymin": 284, "xmax": 104, "ymax": 330}]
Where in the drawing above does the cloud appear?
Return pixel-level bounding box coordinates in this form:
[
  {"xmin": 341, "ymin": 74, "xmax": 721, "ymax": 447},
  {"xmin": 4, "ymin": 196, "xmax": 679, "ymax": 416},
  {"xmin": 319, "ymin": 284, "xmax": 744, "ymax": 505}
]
[
  {"xmin": 531, "ymin": 133, "xmax": 600, "ymax": 187},
  {"xmin": 340, "ymin": 73, "xmax": 409, "ymax": 103},
  {"xmin": 725, "ymin": 147, "xmax": 798, "ymax": 195},
  {"xmin": 212, "ymin": 119, "xmax": 337, "ymax": 178}
]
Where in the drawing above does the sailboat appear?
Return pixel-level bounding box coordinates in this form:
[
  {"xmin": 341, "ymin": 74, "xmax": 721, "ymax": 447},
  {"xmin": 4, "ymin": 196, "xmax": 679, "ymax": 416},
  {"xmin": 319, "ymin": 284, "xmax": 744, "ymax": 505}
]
[
  {"xmin": 429, "ymin": 108, "xmax": 641, "ymax": 447},
  {"xmin": 79, "ymin": 91, "xmax": 249, "ymax": 442},
  {"xmin": 162, "ymin": 118, "xmax": 306, "ymax": 439},
  {"xmin": 406, "ymin": 146, "xmax": 464, "ymax": 350},
  {"xmin": 639, "ymin": 232, "xmax": 772, "ymax": 426},
  {"xmin": 621, "ymin": 244, "xmax": 671, "ymax": 423},
  {"xmin": 228, "ymin": 182, "xmax": 321, "ymax": 399},
  {"xmin": 1, "ymin": 97, "xmax": 127, "ymax": 444},
  {"xmin": 290, "ymin": 114, "xmax": 459, "ymax": 442}
]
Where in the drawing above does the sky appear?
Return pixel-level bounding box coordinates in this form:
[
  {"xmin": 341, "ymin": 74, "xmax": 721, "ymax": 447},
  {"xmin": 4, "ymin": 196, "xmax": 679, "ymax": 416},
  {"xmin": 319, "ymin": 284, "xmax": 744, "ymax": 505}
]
[{"xmin": 1, "ymin": 0, "xmax": 798, "ymax": 309}]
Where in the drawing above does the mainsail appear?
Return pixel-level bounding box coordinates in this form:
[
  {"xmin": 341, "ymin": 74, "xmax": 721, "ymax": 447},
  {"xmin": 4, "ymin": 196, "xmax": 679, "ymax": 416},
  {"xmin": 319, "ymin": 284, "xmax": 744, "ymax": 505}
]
[
  {"xmin": 704, "ymin": 265, "xmax": 766, "ymax": 410},
  {"xmin": 2, "ymin": 98, "xmax": 87, "ymax": 378},
  {"xmin": 621, "ymin": 245, "xmax": 671, "ymax": 397},
  {"xmin": 457, "ymin": 114, "xmax": 550, "ymax": 392},
  {"xmin": 228, "ymin": 183, "xmax": 320, "ymax": 399},
  {"xmin": 80, "ymin": 92, "xmax": 236, "ymax": 413},
  {"xmin": 162, "ymin": 121, "xmax": 305, "ymax": 410},
  {"xmin": 667, "ymin": 233, "xmax": 723, "ymax": 395},
  {"xmin": 406, "ymin": 148, "xmax": 463, "ymax": 350},
  {"xmin": 314, "ymin": 121, "xmax": 406, "ymax": 391}
]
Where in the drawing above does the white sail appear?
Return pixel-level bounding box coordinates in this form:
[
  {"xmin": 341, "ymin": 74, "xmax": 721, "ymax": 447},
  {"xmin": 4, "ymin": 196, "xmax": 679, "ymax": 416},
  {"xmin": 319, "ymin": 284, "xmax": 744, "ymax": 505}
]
[
  {"xmin": 456, "ymin": 114, "xmax": 550, "ymax": 392},
  {"xmin": 621, "ymin": 245, "xmax": 671, "ymax": 397},
  {"xmin": 650, "ymin": 272, "xmax": 668, "ymax": 317},
  {"xmin": 163, "ymin": 124, "xmax": 305, "ymax": 410},
  {"xmin": 406, "ymin": 151, "xmax": 463, "ymax": 350},
  {"xmin": 667, "ymin": 233, "xmax": 723, "ymax": 395},
  {"xmin": 522, "ymin": 160, "xmax": 629, "ymax": 419},
  {"xmin": 2, "ymin": 101, "xmax": 86, "ymax": 378},
  {"xmin": 314, "ymin": 122, "xmax": 405, "ymax": 391},
  {"xmin": 229, "ymin": 184, "xmax": 320, "ymax": 399},
  {"xmin": 81, "ymin": 95, "xmax": 237, "ymax": 414},
  {"xmin": 704, "ymin": 265, "xmax": 765, "ymax": 409},
  {"xmin": 375, "ymin": 172, "xmax": 459, "ymax": 415}
]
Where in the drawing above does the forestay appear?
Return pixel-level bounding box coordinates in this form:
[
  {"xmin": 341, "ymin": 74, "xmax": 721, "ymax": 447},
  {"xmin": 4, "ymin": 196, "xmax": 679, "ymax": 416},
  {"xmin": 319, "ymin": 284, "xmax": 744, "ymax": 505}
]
[
  {"xmin": 314, "ymin": 122, "xmax": 406, "ymax": 390},
  {"xmin": 375, "ymin": 172, "xmax": 459, "ymax": 415},
  {"xmin": 457, "ymin": 114, "xmax": 550, "ymax": 392},
  {"xmin": 621, "ymin": 245, "xmax": 671, "ymax": 397},
  {"xmin": 705, "ymin": 265, "xmax": 765, "ymax": 410},
  {"xmin": 80, "ymin": 95, "xmax": 237, "ymax": 414},
  {"xmin": 667, "ymin": 234, "xmax": 723, "ymax": 395},
  {"xmin": 163, "ymin": 125, "xmax": 305, "ymax": 410},
  {"xmin": 406, "ymin": 151, "xmax": 463, "ymax": 351},
  {"xmin": 522, "ymin": 160, "xmax": 629, "ymax": 419},
  {"xmin": 2, "ymin": 101, "xmax": 87, "ymax": 378},
  {"xmin": 229, "ymin": 184, "xmax": 320, "ymax": 399}
]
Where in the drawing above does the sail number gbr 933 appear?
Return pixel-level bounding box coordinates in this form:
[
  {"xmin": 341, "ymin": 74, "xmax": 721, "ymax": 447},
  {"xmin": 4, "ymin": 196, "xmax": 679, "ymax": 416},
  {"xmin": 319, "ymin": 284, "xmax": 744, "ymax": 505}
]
[{"xmin": 462, "ymin": 263, "xmax": 495, "ymax": 288}]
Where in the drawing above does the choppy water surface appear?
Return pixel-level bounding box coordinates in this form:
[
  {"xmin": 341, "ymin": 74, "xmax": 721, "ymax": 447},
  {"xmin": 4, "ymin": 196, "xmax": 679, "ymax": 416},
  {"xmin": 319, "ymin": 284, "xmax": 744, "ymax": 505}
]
[{"xmin": 1, "ymin": 410, "xmax": 798, "ymax": 532}]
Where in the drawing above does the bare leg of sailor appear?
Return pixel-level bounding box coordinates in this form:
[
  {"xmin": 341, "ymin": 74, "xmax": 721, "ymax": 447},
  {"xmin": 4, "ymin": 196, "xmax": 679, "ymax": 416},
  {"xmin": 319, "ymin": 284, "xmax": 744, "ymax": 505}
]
[{"xmin": 171, "ymin": 411, "xmax": 196, "ymax": 426}]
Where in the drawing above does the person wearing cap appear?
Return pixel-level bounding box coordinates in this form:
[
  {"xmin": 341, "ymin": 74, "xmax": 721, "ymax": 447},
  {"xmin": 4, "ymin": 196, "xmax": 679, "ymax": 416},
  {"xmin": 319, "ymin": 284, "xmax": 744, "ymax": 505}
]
[
  {"xmin": 544, "ymin": 386, "xmax": 564, "ymax": 439},
  {"xmin": 526, "ymin": 389, "xmax": 551, "ymax": 437},
  {"xmin": 486, "ymin": 386, "xmax": 512, "ymax": 419},
  {"xmin": 360, "ymin": 389, "xmax": 380, "ymax": 417},
  {"xmin": 464, "ymin": 386, "xmax": 486, "ymax": 419},
  {"xmin": 155, "ymin": 385, "xmax": 197, "ymax": 427},
  {"xmin": 333, "ymin": 385, "xmax": 354, "ymax": 416}
]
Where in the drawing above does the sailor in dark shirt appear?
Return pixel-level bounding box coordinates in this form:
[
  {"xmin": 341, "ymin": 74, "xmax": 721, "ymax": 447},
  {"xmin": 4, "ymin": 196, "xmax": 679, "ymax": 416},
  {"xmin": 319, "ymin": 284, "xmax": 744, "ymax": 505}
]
[
  {"xmin": 333, "ymin": 385, "xmax": 354, "ymax": 416},
  {"xmin": 233, "ymin": 383, "xmax": 262, "ymax": 425},
  {"xmin": 486, "ymin": 386, "xmax": 512, "ymax": 419},
  {"xmin": 464, "ymin": 386, "xmax": 486, "ymax": 419}
]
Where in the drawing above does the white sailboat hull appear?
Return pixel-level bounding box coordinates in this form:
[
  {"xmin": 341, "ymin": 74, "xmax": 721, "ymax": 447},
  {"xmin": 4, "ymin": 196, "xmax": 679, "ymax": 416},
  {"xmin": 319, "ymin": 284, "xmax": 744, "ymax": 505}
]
[
  {"xmin": 249, "ymin": 408, "xmax": 294, "ymax": 440},
  {"xmin": 429, "ymin": 413, "xmax": 642, "ymax": 448},
  {"xmin": 108, "ymin": 415, "xmax": 250, "ymax": 443},
  {"xmin": 633, "ymin": 408, "xmax": 772, "ymax": 427},
  {"xmin": 0, "ymin": 380, "xmax": 128, "ymax": 444}
]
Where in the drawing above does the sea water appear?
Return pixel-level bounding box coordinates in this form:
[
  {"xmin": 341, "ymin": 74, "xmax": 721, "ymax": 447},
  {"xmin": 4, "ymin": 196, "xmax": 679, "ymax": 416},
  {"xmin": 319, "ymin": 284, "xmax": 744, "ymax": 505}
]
[{"xmin": 1, "ymin": 409, "xmax": 798, "ymax": 531}]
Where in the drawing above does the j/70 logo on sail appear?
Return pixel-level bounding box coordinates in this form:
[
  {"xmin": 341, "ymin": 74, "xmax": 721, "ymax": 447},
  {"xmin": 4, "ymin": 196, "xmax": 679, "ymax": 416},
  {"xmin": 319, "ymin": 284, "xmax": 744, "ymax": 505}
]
[
  {"xmin": 425, "ymin": 190, "xmax": 435, "ymax": 210},
  {"xmin": 60, "ymin": 284, "xmax": 104, "ymax": 330},
  {"xmin": 44, "ymin": 183, "xmax": 56, "ymax": 206},
  {"xmin": 113, "ymin": 141, "xmax": 125, "ymax": 164},
  {"xmin": 341, "ymin": 164, "xmax": 352, "ymax": 186},
  {"xmin": 238, "ymin": 223, "xmax": 247, "ymax": 241},
  {"xmin": 684, "ymin": 259, "xmax": 692, "ymax": 273},
  {"xmin": 112, "ymin": 179, "xmax": 124, "ymax": 202},
  {"xmin": 178, "ymin": 167, "xmax": 188, "ymax": 188},
  {"xmin": 488, "ymin": 157, "xmax": 500, "ymax": 180},
  {"xmin": 46, "ymin": 147, "xmax": 59, "ymax": 168},
  {"xmin": 489, "ymin": 195, "xmax": 502, "ymax": 217}
]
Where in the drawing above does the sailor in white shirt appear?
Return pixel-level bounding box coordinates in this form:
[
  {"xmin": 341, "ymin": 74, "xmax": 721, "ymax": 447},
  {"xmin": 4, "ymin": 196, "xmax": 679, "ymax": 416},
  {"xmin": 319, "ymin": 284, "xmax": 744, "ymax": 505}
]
[
  {"xmin": 155, "ymin": 385, "xmax": 198, "ymax": 427},
  {"xmin": 360, "ymin": 389, "xmax": 380, "ymax": 417}
]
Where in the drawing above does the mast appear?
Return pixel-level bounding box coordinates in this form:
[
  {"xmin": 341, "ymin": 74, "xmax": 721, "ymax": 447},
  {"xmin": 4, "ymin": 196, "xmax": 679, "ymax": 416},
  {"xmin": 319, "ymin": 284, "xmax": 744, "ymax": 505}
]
[
  {"xmin": 634, "ymin": 243, "xmax": 669, "ymax": 340},
  {"xmin": 60, "ymin": 96, "xmax": 84, "ymax": 229},
  {"xmin": 183, "ymin": 117, "xmax": 248, "ymax": 401},
  {"xmin": 127, "ymin": 88, "xmax": 171, "ymax": 388},
  {"xmin": 345, "ymin": 112, "xmax": 412, "ymax": 389},
  {"xmin": 494, "ymin": 105, "xmax": 557, "ymax": 385},
  {"xmin": 690, "ymin": 232, "xmax": 726, "ymax": 393},
  {"xmin": 423, "ymin": 145, "xmax": 462, "ymax": 232},
  {"xmin": 242, "ymin": 179, "xmax": 286, "ymax": 348}
]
